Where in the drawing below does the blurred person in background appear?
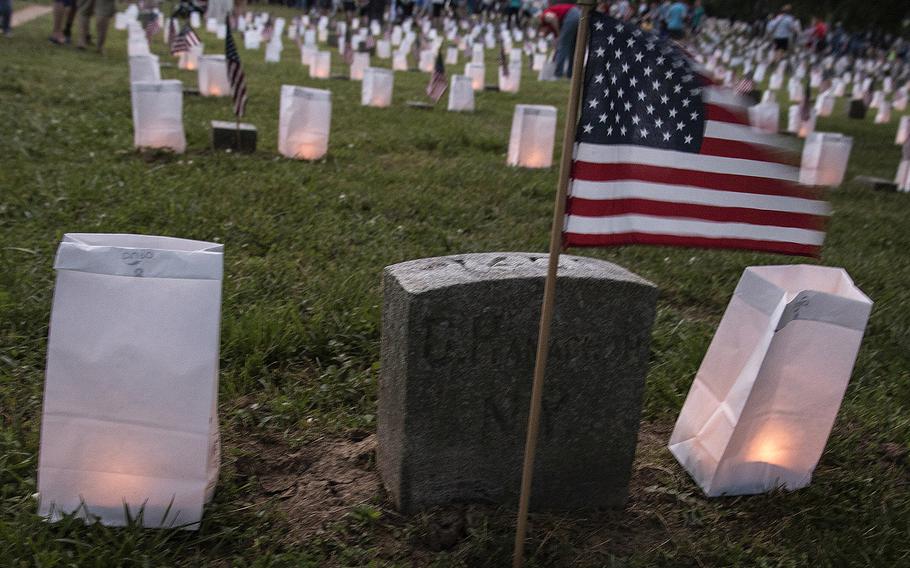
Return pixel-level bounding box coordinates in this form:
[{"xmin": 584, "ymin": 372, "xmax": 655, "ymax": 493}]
[
  {"xmin": 767, "ymin": 4, "xmax": 800, "ymax": 60},
  {"xmin": 539, "ymin": 2, "xmax": 577, "ymax": 77},
  {"xmin": 0, "ymin": 0, "xmax": 11, "ymax": 37},
  {"xmin": 690, "ymin": 0, "xmax": 704, "ymax": 35},
  {"xmin": 664, "ymin": 0, "xmax": 688, "ymax": 40}
]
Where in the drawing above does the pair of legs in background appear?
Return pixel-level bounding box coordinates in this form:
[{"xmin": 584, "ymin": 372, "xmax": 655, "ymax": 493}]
[{"xmin": 75, "ymin": 0, "xmax": 114, "ymax": 52}]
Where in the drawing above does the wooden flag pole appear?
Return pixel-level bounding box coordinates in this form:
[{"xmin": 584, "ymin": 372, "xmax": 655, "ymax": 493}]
[{"xmin": 512, "ymin": 2, "xmax": 595, "ymax": 567}]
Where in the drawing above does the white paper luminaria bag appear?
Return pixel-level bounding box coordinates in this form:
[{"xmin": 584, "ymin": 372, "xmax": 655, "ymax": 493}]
[
  {"xmin": 38, "ymin": 234, "xmax": 224, "ymax": 528},
  {"xmin": 278, "ymin": 85, "xmax": 332, "ymax": 160},
  {"xmin": 669, "ymin": 265, "xmax": 872, "ymax": 497},
  {"xmin": 130, "ymin": 80, "xmax": 187, "ymax": 153}
]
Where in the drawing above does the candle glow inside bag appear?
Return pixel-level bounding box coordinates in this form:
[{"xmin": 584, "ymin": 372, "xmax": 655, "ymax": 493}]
[{"xmin": 361, "ymin": 67, "xmax": 393, "ymax": 108}]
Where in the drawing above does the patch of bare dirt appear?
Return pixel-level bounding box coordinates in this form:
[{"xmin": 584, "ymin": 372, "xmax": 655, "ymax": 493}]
[{"xmin": 233, "ymin": 431, "xmax": 384, "ymax": 542}]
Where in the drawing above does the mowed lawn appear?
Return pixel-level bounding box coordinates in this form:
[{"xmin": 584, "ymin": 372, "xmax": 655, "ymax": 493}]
[{"xmin": 1, "ymin": 9, "xmax": 909, "ymax": 567}]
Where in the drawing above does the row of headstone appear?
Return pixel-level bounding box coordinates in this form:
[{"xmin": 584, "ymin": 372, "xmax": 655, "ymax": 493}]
[{"xmin": 685, "ymin": 20, "xmax": 910, "ymax": 192}]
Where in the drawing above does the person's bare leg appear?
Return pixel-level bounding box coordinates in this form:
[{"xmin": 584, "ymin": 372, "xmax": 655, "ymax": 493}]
[
  {"xmin": 63, "ymin": 3, "xmax": 76, "ymax": 42},
  {"xmin": 95, "ymin": 15, "xmax": 109, "ymax": 53},
  {"xmin": 76, "ymin": 14, "xmax": 90, "ymax": 47},
  {"xmin": 51, "ymin": 3, "xmax": 64, "ymax": 41}
]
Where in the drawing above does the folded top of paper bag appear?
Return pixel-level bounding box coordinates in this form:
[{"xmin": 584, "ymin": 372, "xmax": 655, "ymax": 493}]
[
  {"xmin": 54, "ymin": 233, "xmax": 223, "ymax": 280},
  {"xmin": 736, "ymin": 264, "xmax": 872, "ymax": 332}
]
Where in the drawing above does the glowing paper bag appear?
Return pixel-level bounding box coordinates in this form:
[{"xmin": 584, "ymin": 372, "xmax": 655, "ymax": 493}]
[
  {"xmin": 38, "ymin": 233, "xmax": 223, "ymax": 528},
  {"xmin": 130, "ymin": 80, "xmax": 186, "ymax": 153},
  {"xmin": 669, "ymin": 265, "xmax": 872, "ymax": 497}
]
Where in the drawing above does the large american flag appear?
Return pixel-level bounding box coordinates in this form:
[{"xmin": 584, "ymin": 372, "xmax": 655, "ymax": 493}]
[
  {"xmin": 564, "ymin": 14, "xmax": 830, "ymax": 257},
  {"xmin": 225, "ymin": 15, "xmax": 248, "ymax": 118}
]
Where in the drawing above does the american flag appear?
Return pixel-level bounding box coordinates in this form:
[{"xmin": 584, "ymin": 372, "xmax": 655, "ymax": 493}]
[
  {"xmin": 426, "ymin": 48, "xmax": 447, "ymax": 103},
  {"xmin": 183, "ymin": 24, "xmax": 200, "ymax": 47},
  {"xmin": 293, "ymin": 19, "xmax": 303, "ymax": 49},
  {"xmin": 799, "ymin": 79, "xmax": 812, "ymax": 122},
  {"xmin": 144, "ymin": 13, "xmax": 161, "ymax": 39},
  {"xmin": 167, "ymin": 17, "xmax": 178, "ymax": 52},
  {"xmin": 225, "ymin": 15, "xmax": 248, "ymax": 118},
  {"xmin": 564, "ymin": 14, "xmax": 829, "ymax": 257},
  {"xmin": 499, "ymin": 41, "xmax": 509, "ymax": 77},
  {"xmin": 343, "ymin": 27, "xmax": 354, "ymax": 66},
  {"xmin": 170, "ymin": 22, "xmax": 201, "ymax": 55},
  {"xmin": 734, "ymin": 77, "xmax": 754, "ymax": 96},
  {"xmin": 262, "ymin": 17, "xmax": 274, "ymax": 43}
]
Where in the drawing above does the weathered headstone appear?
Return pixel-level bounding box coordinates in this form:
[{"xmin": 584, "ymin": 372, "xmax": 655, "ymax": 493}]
[
  {"xmin": 211, "ymin": 120, "xmax": 258, "ymax": 153},
  {"xmin": 377, "ymin": 253, "xmax": 658, "ymax": 513},
  {"xmin": 848, "ymin": 99, "xmax": 867, "ymax": 119}
]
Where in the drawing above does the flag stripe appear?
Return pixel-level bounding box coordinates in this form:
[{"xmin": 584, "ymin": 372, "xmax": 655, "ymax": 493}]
[
  {"xmin": 568, "ymin": 180, "xmax": 830, "ymax": 215},
  {"xmin": 562, "ymin": 232, "xmax": 823, "ymax": 256},
  {"xmin": 566, "ymin": 198, "xmax": 827, "ymax": 230},
  {"xmin": 570, "ymin": 162, "xmax": 819, "ymax": 199},
  {"xmin": 700, "ymin": 137, "xmax": 799, "ymax": 166},
  {"xmin": 574, "ymin": 143, "xmax": 797, "ymax": 180},
  {"xmin": 563, "ymin": 214, "xmax": 825, "ymax": 245},
  {"xmin": 705, "ymin": 103, "xmax": 750, "ymax": 125},
  {"xmin": 704, "ymin": 120, "xmax": 786, "ymax": 146}
]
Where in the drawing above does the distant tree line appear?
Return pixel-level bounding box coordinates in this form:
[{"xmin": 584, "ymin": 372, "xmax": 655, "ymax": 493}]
[{"xmin": 705, "ymin": 0, "xmax": 910, "ymax": 35}]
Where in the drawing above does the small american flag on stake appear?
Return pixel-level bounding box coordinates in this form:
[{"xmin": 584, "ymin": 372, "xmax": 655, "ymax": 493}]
[
  {"xmin": 144, "ymin": 13, "xmax": 161, "ymax": 40},
  {"xmin": 734, "ymin": 77, "xmax": 754, "ymax": 96},
  {"xmin": 800, "ymin": 79, "xmax": 812, "ymax": 122},
  {"xmin": 343, "ymin": 27, "xmax": 354, "ymax": 66},
  {"xmin": 167, "ymin": 17, "xmax": 179, "ymax": 52},
  {"xmin": 170, "ymin": 22, "xmax": 200, "ymax": 55},
  {"xmin": 564, "ymin": 13, "xmax": 830, "ymax": 257},
  {"xmin": 225, "ymin": 15, "xmax": 248, "ymax": 118},
  {"xmin": 499, "ymin": 41, "xmax": 510, "ymax": 78},
  {"xmin": 426, "ymin": 48, "xmax": 447, "ymax": 103},
  {"xmin": 183, "ymin": 24, "xmax": 200, "ymax": 47}
]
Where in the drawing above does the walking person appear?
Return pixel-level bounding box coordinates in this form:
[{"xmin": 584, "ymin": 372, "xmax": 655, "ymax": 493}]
[
  {"xmin": 767, "ymin": 4, "xmax": 800, "ymax": 60},
  {"xmin": 0, "ymin": 0, "xmax": 12, "ymax": 37}
]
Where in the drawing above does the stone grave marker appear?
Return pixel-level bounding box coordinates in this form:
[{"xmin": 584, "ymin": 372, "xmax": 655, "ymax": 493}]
[{"xmin": 377, "ymin": 252, "xmax": 659, "ymax": 513}]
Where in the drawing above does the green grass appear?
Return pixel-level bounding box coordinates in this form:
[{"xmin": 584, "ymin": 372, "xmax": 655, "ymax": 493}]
[{"xmin": 1, "ymin": 9, "xmax": 909, "ymax": 567}]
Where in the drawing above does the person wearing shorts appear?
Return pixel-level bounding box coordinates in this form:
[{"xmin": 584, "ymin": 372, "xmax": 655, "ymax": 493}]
[
  {"xmin": 76, "ymin": 0, "xmax": 114, "ymax": 52},
  {"xmin": 767, "ymin": 4, "xmax": 800, "ymax": 59}
]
